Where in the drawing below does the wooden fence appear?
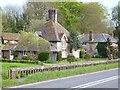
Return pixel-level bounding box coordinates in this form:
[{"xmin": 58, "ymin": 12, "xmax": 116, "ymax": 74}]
[{"xmin": 8, "ymin": 59, "xmax": 119, "ymax": 79}]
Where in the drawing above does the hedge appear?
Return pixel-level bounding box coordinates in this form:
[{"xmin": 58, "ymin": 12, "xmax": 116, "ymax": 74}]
[
  {"xmin": 0, "ymin": 58, "xmax": 39, "ymax": 64},
  {"xmin": 38, "ymin": 51, "xmax": 50, "ymax": 61}
]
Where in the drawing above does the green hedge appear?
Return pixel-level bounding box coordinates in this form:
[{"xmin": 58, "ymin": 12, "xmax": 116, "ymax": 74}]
[
  {"xmin": 57, "ymin": 51, "xmax": 62, "ymax": 61},
  {"xmin": 0, "ymin": 58, "xmax": 39, "ymax": 64},
  {"xmin": 38, "ymin": 51, "xmax": 50, "ymax": 61},
  {"xmin": 67, "ymin": 54, "xmax": 75, "ymax": 63},
  {"xmin": 79, "ymin": 50, "xmax": 85, "ymax": 58}
]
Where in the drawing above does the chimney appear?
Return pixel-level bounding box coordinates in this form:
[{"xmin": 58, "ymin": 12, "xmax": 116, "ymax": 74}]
[
  {"xmin": 89, "ymin": 31, "xmax": 93, "ymax": 41},
  {"xmin": 48, "ymin": 8, "xmax": 57, "ymax": 23}
]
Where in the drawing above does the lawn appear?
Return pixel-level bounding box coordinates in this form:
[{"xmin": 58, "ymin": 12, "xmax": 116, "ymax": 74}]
[
  {"xmin": 1, "ymin": 62, "xmax": 119, "ymax": 87},
  {"xmin": 1, "ymin": 58, "xmax": 108, "ymax": 80},
  {"xmin": 1, "ymin": 62, "xmax": 40, "ymax": 80}
]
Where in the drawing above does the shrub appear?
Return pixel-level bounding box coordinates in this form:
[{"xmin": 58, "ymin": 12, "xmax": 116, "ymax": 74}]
[
  {"xmin": 38, "ymin": 51, "xmax": 50, "ymax": 61},
  {"xmin": 45, "ymin": 60, "xmax": 56, "ymax": 64},
  {"xmin": 96, "ymin": 42, "xmax": 107, "ymax": 58},
  {"xmin": 85, "ymin": 53, "xmax": 91, "ymax": 60},
  {"xmin": 21, "ymin": 72, "xmax": 26, "ymax": 77},
  {"xmin": 13, "ymin": 51, "xmax": 18, "ymax": 59},
  {"xmin": 57, "ymin": 51, "xmax": 62, "ymax": 62},
  {"xmin": 22, "ymin": 56, "xmax": 29, "ymax": 60},
  {"xmin": 16, "ymin": 73, "xmax": 21, "ymax": 79},
  {"xmin": 79, "ymin": 50, "xmax": 85, "ymax": 58},
  {"xmin": 67, "ymin": 54, "xmax": 75, "ymax": 63},
  {"xmin": 1, "ymin": 59, "xmax": 38, "ymax": 64}
]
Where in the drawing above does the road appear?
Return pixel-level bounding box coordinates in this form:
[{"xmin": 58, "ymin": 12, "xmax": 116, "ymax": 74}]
[{"xmin": 9, "ymin": 68, "xmax": 119, "ymax": 89}]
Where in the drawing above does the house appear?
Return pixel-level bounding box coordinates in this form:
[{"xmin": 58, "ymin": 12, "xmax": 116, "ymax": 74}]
[
  {"xmin": 2, "ymin": 32, "xmax": 20, "ymax": 44},
  {"xmin": 35, "ymin": 8, "xmax": 81, "ymax": 60},
  {"xmin": 81, "ymin": 31, "xmax": 117, "ymax": 56},
  {"xmin": 35, "ymin": 9, "xmax": 69, "ymax": 60},
  {"xmin": 1, "ymin": 32, "xmax": 20, "ymax": 60},
  {"xmin": 2, "ymin": 44, "xmax": 16, "ymax": 60}
]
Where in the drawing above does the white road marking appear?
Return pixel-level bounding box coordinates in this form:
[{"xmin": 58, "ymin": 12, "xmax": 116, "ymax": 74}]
[
  {"xmin": 9, "ymin": 68, "xmax": 119, "ymax": 88},
  {"xmin": 72, "ymin": 76, "xmax": 119, "ymax": 88}
]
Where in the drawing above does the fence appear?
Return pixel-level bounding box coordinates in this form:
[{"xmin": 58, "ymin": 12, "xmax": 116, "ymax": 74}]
[{"xmin": 8, "ymin": 59, "xmax": 119, "ymax": 79}]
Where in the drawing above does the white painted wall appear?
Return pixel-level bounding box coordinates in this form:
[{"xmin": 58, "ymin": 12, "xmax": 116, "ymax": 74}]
[
  {"xmin": 10, "ymin": 50, "xmax": 14, "ymax": 60},
  {"xmin": 72, "ymin": 49, "xmax": 80, "ymax": 58}
]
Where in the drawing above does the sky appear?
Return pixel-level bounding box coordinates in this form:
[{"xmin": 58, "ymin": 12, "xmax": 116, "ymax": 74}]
[{"xmin": 0, "ymin": 0, "xmax": 119, "ymax": 15}]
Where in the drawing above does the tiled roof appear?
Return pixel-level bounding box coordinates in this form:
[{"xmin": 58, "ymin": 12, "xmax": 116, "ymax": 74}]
[
  {"xmin": 2, "ymin": 32, "xmax": 20, "ymax": 40},
  {"xmin": 36, "ymin": 20, "xmax": 69, "ymax": 42},
  {"xmin": 81, "ymin": 33, "xmax": 117, "ymax": 43}
]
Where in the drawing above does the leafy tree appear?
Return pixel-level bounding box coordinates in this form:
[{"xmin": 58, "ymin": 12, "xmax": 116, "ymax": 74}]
[
  {"xmin": 68, "ymin": 31, "xmax": 81, "ymax": 53},
  {"xmin": 2, "ymin": 5, "xmax": 24, "ymax": 33},
  {"xmin": 17, "ymin": 31, "xmax": 50, "ymax": 52},
  {"xmin": 56, "ymin": 2, "xmax": 108, "ymax": 33},
  {"xmin": 112, "ymin": 2, "xmax": 120, "ymax": 52}
]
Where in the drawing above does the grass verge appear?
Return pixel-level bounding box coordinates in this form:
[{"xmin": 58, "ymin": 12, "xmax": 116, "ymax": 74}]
[{"xmin": 2, "ymin": 62, "xmax": 119, "ymax": 87}]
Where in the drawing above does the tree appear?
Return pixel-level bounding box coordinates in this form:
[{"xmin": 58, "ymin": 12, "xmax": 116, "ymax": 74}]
[
  {"xmin": 56, "ymin": 2, "xmax": 108, "ymax": 33},
  {"xmin": 79, "ymin": 2, "xmax": 108, "ymax": 34},
  {"xmin": 17, "ymin": 31, "xmax": 50, "ymax": 52},
  {"xmin": 68, "ymin": 31, "xmax": 82, "ymax": 53},
  {"xmin": 2, "ymin": 5, "xmax": 24, "ymax": 33},
  {"xmin": 112, "ymin": 2, "xmax": 120, "ymax": 52}
]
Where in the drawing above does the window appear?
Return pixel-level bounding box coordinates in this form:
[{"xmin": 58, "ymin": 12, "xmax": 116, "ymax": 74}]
[
  {"xmin": 23, "ymin": 51, "xmax": 27, "ymax": 56},
  {"xmin": 82, "ymin": 42, "xmax": 87, "ymax": 45}
]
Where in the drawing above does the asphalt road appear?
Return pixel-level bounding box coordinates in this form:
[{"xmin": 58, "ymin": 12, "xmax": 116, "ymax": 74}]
[{"xmin": 9, "ymin": 68, "xmax": 119, "ymax": 89}]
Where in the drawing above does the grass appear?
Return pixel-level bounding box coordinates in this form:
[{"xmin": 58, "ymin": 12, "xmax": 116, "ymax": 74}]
[
  {"xmin": 1, "ymin": 62, "xmax": 40, "ymax": 80},
  {"xmin": 2, "ymin": 62, "xmax": 119, "ymax": 87}
]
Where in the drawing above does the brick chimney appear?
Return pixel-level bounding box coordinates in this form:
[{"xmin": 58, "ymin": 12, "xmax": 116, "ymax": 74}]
[
  {"xmin": 89, "ymin": 31, "xmax": 93, "ymax": 41},
  {"xmin": 48, "ymin": 8, "xmax": 57, "ymax": 23}
]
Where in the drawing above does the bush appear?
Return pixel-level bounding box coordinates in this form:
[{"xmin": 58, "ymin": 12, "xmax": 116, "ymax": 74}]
[
  {"xmin": 79, "ymin": 50, "xmax": 85, "ymax": 58},
  {"xmin": 22, "ymin": 56, "xmax": 29, "ymax": 60},
  {"xmin": 16, "ymin": 73, "xmax": 21, "ymax": 79},
  {"xmin": 13, "ymin": 51, "xmax": 18, "ymax": 59},
  {"xmin": 85, "ymin": 53, "xmax": 91, "ymax": 60},
  {"xmin": 1, "ymin": 59, "xmax": 39, "ymax": 64},
  {"xmin": 96, "ymin": 42, "xmax": 107, "ymax": 58},
  {"xmin": 67, "ymin": 54, "xmax": 75, "ymax": 63},
  {"xmin": 45, "ymin": 60, "xmax": 56, "ymax": 64},
  {"xmin": 21, "ymin": 72, "xmax": 26, "ymax": 77},
  {"xmin": 38, "ymin": 51, "xmax": 50, "ymax": 61},
  {"xmin": 57, "ymin": 51, "xmax": 62, "ymax": 62}
]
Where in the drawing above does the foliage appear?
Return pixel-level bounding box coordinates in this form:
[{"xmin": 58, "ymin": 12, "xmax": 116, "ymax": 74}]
[
  {"xmin": 17, "ymin": 31, "xmax": 50, "ymax": 52},
  {"xmin": 16, "ymin": 73, "xmax": 21, "ymax": 79},
  {"xmin": 96, "ymin": 42, "xmax": 107, "ymax": 58},
  {"xmin": 2, "ymin": 62, "xmax": 118, "ymax": 87},
  {"xmin": 85, "ymin": 53, "xmax": 91, "ymax": 60},
  {"xmin": 13, "ymin": 51, "xmax": 19, "ymax": 59},
  {"xmin": 57, "ymin": 51, "xmax": 62, "ymax": 61},
  {"xmin": 0, "ymin": 59, "xmax": 39, "ymax": 64},
  {"xmin": 68, "ymin": 30, "xmax": 81, "ymax": 53},
  {"xmin": 112, "ymin": 2, "xmax": 120, "ymax": 52},
  {"xmin": 45, "ymin": 60, "xmax": 56, "ymax": 64},
  {"xmin": 56, "ymin": 2, "xmax": 108, "ymax": 33},
  {"xmin": 22, "ymin": 56, "xmax": 29, "ymax": 60},
  {"xmin": 67, "ymin": 54, "xmax": 75, "ymax": 63},
  {"xmin": 38, "ymin": 51, "xmax": 50, "ymax": 61},
  {"xmin": 2, "ymin": 62, "xmax": 39, "ymax": 80},
  {"xmin": 79, "ymin": 50, "xmax": 85, "ymax": 58}
]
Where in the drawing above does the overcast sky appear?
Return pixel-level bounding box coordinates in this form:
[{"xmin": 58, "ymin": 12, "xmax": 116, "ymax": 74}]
[{"xmin": 0, "ymin": 0, "xmax": 119, "ymax": 15}]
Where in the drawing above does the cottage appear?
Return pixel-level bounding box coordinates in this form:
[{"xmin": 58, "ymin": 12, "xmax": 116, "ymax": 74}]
[
  {"xmin": 2, "ymin": 32, "xmax": 20, "ymax": 44},
  {"xmin": 1, "ymin": 32, "xmax": 20, "ymax": 60},
  {"xmin": 35, "ymin": 8, "xmax": 70, "ymax": 60},
  {"xmin": 81, "ymin": 31, "xmax": 117, "ymax": 56}
]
